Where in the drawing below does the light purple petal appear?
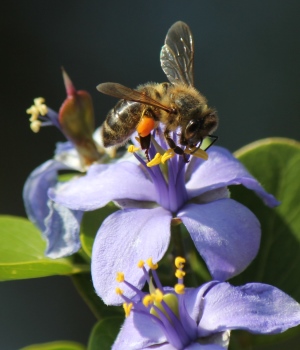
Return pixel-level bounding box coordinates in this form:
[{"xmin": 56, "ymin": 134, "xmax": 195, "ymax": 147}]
[
  {"xmin": 112, "ymin": 314, "xmax": 223, "ymax": 350},
  {"xmin": 23, "ymin": 159, "xmax": 70, "ymax": 232},
  {"xmin": 185, "ymin": 344, "xmax": 225, "ymax": 350},
  {"xmin": 49, "ymin": 161, "xmax": 156, "ymax": 211},
  {"xmin": 91, "ymin": 207, "xmax": 172, "ymax": 305},
  {"xmin": 177, "ymin": 200, "xmax": 261, "ymax": 281},
  {"xmin": 199, "ymin": 282, "xmax": 300, "ymax": 336},
  {"xmin": 186, "ymin": 146, "xmax": 279, "ymax": 207},
  {"xmin": 44, "ymin": 201, "xmax": 83, "ymax": 258},
  {"xmin": 112, "ymin": 313, "xmax": 167, "ymax": 350},
  {"xmin": 54, "ymin": 141, "xmax": 86, "ymax": 171}
]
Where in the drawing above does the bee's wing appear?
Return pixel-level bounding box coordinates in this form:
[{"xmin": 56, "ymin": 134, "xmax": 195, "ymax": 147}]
[
  {"xmin": 160, "ymin": 21, "xmax": 194, "ymax": 86},
  {"xmin": 97, "ymin": 82, "xmax": 173, "ymax": 113}
]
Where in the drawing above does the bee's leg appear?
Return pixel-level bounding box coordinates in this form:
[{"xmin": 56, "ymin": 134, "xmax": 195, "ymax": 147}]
[
  {"xmin": 165, "ymin": 133, "xmax": 189, "ymax": 163},
  {"xmin": 204, "ymin": 135, "xmax": 218, "ymax": 151},
  {"xmin": 139, "ymin": 134, "xmax": 151, "ymax": 162}
]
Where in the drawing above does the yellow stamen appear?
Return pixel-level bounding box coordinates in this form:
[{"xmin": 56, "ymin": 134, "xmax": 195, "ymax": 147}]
[
  {"xmin": 128, "ymin": 145, "xmax": 140, "ymax": 153},
  {"xmin": 116, "ymin": 272, "xmax": 125, "ymax": 283},
  {"xmin": 152, "ymin": 289, "xmax": 164, "ymax": 303},
  {"xmin": 26, "ymin": 106, "xmax": 39, "ymax": 121},
  {"xmin": 123, "ymin": 302, "xmax": 133, "ymax": 317},
  {"xmin": 27, "ymin": 97, "xmax": 48, "ymax": 117},
  {"xmin": 146, "ymin": 258, "xmax": 158, "ymax": 270},
  {"xmin": 175, "ymin": 269, "xmax": 186, "ymax": 279},
  {"xmin": 174, "ymin": 283, "xmax": 185, "ymax": 295},
  {"xmin": 184, "ymin": 146, "xmax": 208, "ymax": 160},
  {"xmin": 161, "ymin": 149, "xmax": 175, "ymax": 163},
  {"xmin": 33, "ymin": 97, "xmax": 45, "ymax": 106},
  {"xmin": 137, "ymin": 260, "xmax": 145, "ymax": 268},
  {"xmin": 143, "ymin": 294, "xmax": 155, "ymax": 307},
  {"xmin": 175, "ymin": 257, "xmax": 186, "ymax": 269},
  {"xmin": 115, "ymin": 287, "xmax": 123, "ymax": 295},
  {"xmin": 146, "ymin": 153, "xmax": 162, "ymax": 167},
  {"xmin": 30, "ymin": 120, "xmax": 42, "ymax": 133},
  {"xmin": 26, "ymin": 97, "xmax": 48, "ymax": 133}
]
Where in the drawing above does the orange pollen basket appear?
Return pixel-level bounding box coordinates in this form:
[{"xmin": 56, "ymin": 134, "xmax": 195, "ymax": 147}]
[{"xmin": 137, "ymin": 116, "xmax": 155, "ymax": 137}]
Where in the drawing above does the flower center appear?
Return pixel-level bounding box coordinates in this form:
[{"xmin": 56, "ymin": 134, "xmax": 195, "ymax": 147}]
[{"xmin": 116, "ymin": 257, "xmax": 198, "ymax": 350}]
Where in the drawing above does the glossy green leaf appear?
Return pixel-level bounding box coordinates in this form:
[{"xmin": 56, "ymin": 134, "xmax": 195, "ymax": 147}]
[
  {"xmin": 20, "ymin": 340, "xmax": 85, "ymax": 350},
  {"xmin": 87, "ymin": 317, "xmax": 123, "ymax": 350},
  {"xmin": 80, "ymin": 203, "xmax": 118, "ymax": 258},
  {"xmin": 229, "ymin": 138, "xmax": 300, "ymax": 348},
  {"xmin": 0, "ymin": 216, "xmax": 88, "ymax": 280}
]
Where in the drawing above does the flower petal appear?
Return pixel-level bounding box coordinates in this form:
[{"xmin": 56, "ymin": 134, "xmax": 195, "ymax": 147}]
[
  {"xmin": 44, "ymin": 201, "xmax": 83, "ymax": 258},
  {"xmin": 23, "ymin": 159, "xmax": 70, "ymax": 232},
  {"xmin": 49, "ymin": 161, "xmax": 156, "ymax": 211},
  {"xmin": 112, "ymin": 313, "xmax": 167, "ymax": 350},
  {"xmin": 54, "ymin": 141, "xmax": 86, "ymax": 171},
  {"xmin": 199, "ymin": 282, "xmax": 300, "ymax": 336},
  {"xmin": 177, "ymin": 200, "xmax": 261, "ymax": 281},
  {"xmin": 185, "ymin": 344, "xmax": 225, "ymax": 350},
  {"xmin": 91, "ymin": 207, "xmax": 172, "ymax": 305},
  {"xmin": 186, "ymin": 146, "xmax": 279, "ymax": 207}
]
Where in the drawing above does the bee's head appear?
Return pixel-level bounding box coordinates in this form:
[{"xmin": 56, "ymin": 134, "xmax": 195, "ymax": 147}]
[{"xmin": 182, "ymin": 110, "xmax": 218, "ymax": 146}]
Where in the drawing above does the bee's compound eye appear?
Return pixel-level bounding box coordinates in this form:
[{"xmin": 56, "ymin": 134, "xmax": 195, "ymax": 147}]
[{"xmin": 185, "ymin": 120, "xmax": 199, "ymax": 137}]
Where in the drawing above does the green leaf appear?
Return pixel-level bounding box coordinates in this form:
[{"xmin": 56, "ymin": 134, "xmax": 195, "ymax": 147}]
[
  {"xmin": 87, "ymin": 317, "xmax": 123, "ymax": 350},
  {"xmin": 229, "ymin": 138, "xmax": 300, "ymax": 348},
  {"xmin": 80, "ymin": 204, "xmax": 118, "ymax": 258},
  {"xmin": 71, "ymin": 273, "xmax": 123, "ymax": 320},
  {"xmin": 0, "ymin": 216, "xmax": 88, "ymax": 280},
  {"xmin": 20, "ymin": 340, "xmax": 85, "ymax": 350}
]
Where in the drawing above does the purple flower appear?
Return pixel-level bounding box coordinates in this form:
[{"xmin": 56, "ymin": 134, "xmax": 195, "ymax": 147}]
[
  {"xmin": 24, "ymin": 70, "xmax": 106, "ymax": 258},
  {"xmin": 112, "ymin": 257, "xmax": 300, "ymax": 350},
  {"xmin": 49, "ymin": 133, "xmax": 279, "ymax": 303}
]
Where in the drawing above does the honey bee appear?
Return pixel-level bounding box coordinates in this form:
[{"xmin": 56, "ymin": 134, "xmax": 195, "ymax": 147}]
[{"xmin": 97, "ymin": 21, "xmax": 218, "ymax": 161}]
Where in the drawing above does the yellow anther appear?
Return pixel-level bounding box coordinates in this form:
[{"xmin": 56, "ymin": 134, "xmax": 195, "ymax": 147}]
[
  {"xmin": 153, "ymin": 289, "xmax": 164, "ymax": 303},
  {"xmin": 26, "ymin": 97, "xmax": 48, "ymax": 133},
  {"xmin": 116, "ymin": 272, "xmax": 125, "ymax": 283},
  {"xmin": 137, "ymin": 260, "xmax": 145, "ymax": 268},
  {"xmin": 146, "ymin": 258, "xmax": 158, "ymax": 270},
  {"xmin": 31, "ymin": 97, "xmax": 48, "ymax": 116},
  {"xmin": 143, "ymin": 294, "xmax": 155, "ymax": 307},
  {"xmin": 184, "ymin": 147, "xmax": 208, "ymax": 160},
  {"xmin": 26, "ymin": 106, "xmax": 39, "ymax": 121},
  {"xmin": 146, "ymin": 153, "xmax": 162, "ymax": 167},
  {"xmin": 175, "ymin": 257, "xmax": 186, "ymax": 269},
  {"xmin": 30, "ymin": 120, "xmax": 42, "ymax": 133},
  {"xmin": 128, "ymin": 145, "xmax": 140, "ymax": 153},
  {"xmin": 115, "ymin": 287, "xmax": 124, "ymax": 295},
  {"xmin": 161, "ymin": 149, "xmax": 175, "ymax": 163},
  {"xmin": 123, "ymin": 302, "xmax": 133, "ymax": 317},
  {"xmin": 174, "ymin": 283, "xmax": 185, "ymax": 295},
  {"xmin": 34, "ymin": 97, "xmax": 45, "ymax": 105},
  {"xmin": 175, "ymin": 269, "xmax": 186, "ymax": 279}
]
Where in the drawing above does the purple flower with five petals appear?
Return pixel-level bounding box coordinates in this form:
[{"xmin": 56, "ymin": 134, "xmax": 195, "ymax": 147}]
[
  {"xmin": 113, "ymin": 258, "xmax": 300, "ymax": 350},
  {"xmin": 49, "ymin": 134, "xmax": 279, "ymax": 304}
]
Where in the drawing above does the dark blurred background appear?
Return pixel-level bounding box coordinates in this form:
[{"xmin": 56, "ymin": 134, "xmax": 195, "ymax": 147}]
[{"xmin": 1, "ymin": 1, "xmax": 300, "ymax": 349}]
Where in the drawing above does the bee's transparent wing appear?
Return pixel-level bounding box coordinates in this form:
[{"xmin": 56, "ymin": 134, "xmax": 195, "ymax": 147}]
[
  {"xmin": 97, "ymin": 82, "xmax": 173, "ymax": 113},
  {"xmin": 160, "ymin": 21, "xmax": 194, "ymax": 86}
]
